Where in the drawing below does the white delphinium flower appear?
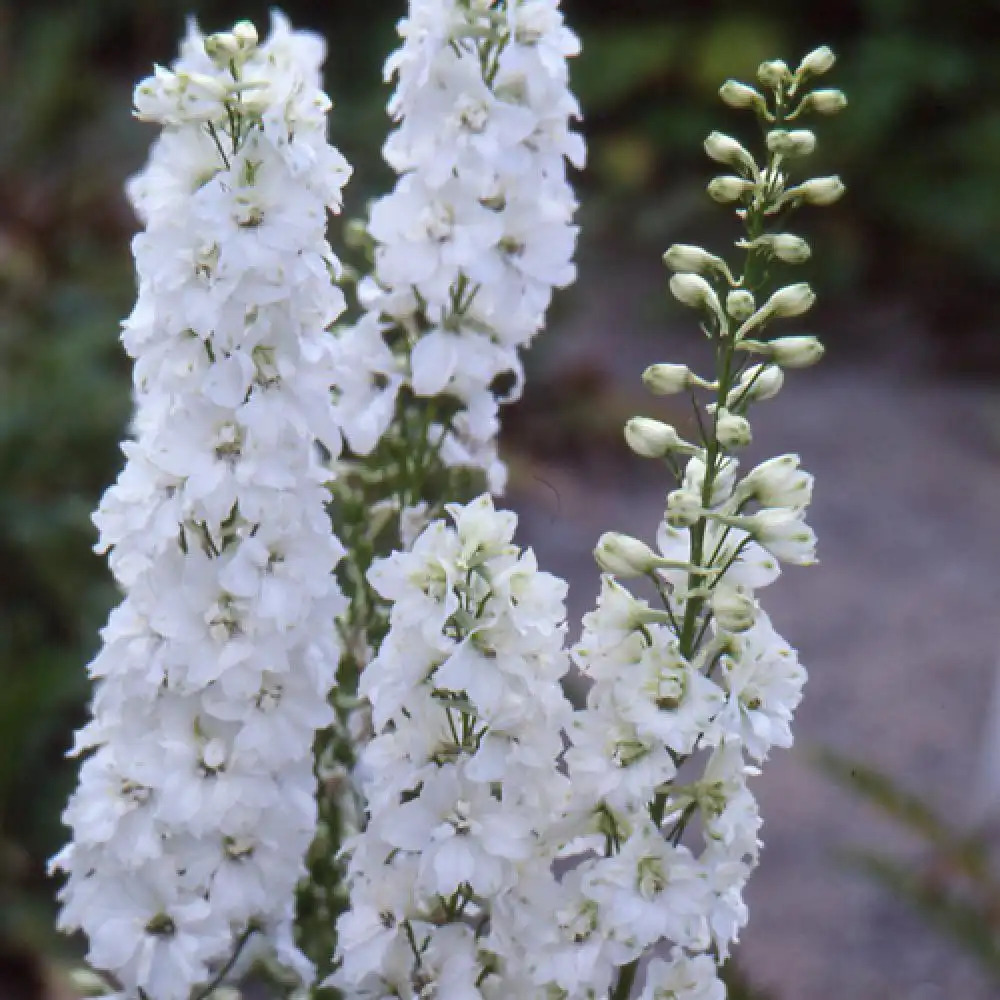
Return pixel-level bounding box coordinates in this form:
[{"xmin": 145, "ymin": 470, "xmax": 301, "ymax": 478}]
[
  {"xmin": 54, "ymin": 15, "xmax": 352, "ymax": 998},
  {"xmin": 334, "ymin": 494, "xmax": 575, "ymax": 998},
  {"xmin": 509, "ymin": 50, "xmax": 845, "ymax": 1000},
  {"xmin": 333, "ymin": 0, "xmax": 584, "ymax": 492}
]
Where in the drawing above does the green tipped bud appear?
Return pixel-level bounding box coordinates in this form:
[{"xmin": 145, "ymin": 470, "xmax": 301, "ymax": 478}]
[
  {"xmin": 663, "ymin": 243, "xmax": 731, "ymax": 280},
  {"xmin": 719, "ymin": 80, "xmax": 768, "ymax": 114},
  {"xmin": 762, "ymin": 282, "xmax": 816, "ymax": 319},
  {"xmin": 707, "ymin": 175, "xmax": 757, "ymax": 204},
  {"xmin": 711, "ymin": 584, "xmax": 757, "ymax": 632},
  {"xmin": 727, "ymin": 363, "xmax": 784, "ymax": 406},
  {"xmin": 796, "ymin": 46, "xmax": 836, "ymax": 79},
  {"xmin": 766, "ymin": 128, "xmax": 817, "ymax": 158},
  {"xmin": 704, "ymin": 131, "xmax": 757, "ymax": 174},
  {"xmin": 669, "ymin": 272, "xmax": 723, "ymax": 318},
  {"xmin": 800, "ymin": 88, "xmax": 848, "ymax": 115},
  {"xmin": 783, "ymin": 175, "xmax": 846, "ymax": 206},
  {"xmin": 666, "ymin": 488, "xmax": 703, "ymax": 528},
  {"xmin": 643, "ymin": 363, "xmax": 693, "ymax": 395},
  {"xmin": 716, "ymin": 407, "xmax": 752, "ymax": 449},
  {"xmin": 726, "ymin": 289, "xmax": 756, "ymax": 321},
  {"xmin": 768, "ymin": 335, "xmax": 825, "ymax": 368},
  {"xmin": 624, "ymin": 417, "xmax": 694, "ymax": 458},
  {"xmin": 595, "ymin": 532, "xmax": 663, "ymax": 578},
  {"xmin": 757, "ymin": 59, "xmax": 792, "ymax": 90}
]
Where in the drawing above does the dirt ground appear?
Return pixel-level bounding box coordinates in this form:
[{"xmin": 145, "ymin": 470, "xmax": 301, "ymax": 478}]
[{"xmin": 509, "ymin": 244, "xmax": 1000, "ymax": 1000}]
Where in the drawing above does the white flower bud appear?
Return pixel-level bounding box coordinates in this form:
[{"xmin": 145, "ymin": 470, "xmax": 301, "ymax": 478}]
[
  {"xmin": 766, "ymin": 129, "xmax": 816, "ymax": 158},
  {"xmin": 767, "ymin": 335, "xmax": 825, "ymax": 368},
  {"xmin": 707, "ymin": 175, "xmax": 757, "ymax": 203},
  {"xmin": 643, "ymin": 363, "xmax": 692, "ymax": 395},
  {"xmin": 742, "ymin": 232, "xmax": 811, "ymax": 264},
  {"xmin": 595, "ymin": 532, "xmax": 663, "ymax": 578},
  {"xmin": 666, "ymin": 489, "xmax": 702, "ymax": 528},
  {"xmin": 796, "ymin": 46, "xmax": 836, "ymax": 78},
  {"xmin": 704, "ymin": 131, "xmax": 757, "ymax": 174},
  {"xmin": 761, "ymin": 282, "xmax": 816, "ymax": 319},
  {"xmin": 663, "ymin": 243, "xmax": 729, "ymax": 277},
  {"xmin": 669, "ymin": 273, "xmax": 724, "ymax": 321},
  {"xmin": 719, "ymin": 80, "xmax": 767, "ymax": 113},
  {"xmin": 204, "ymin": 32, "xmax": 241, "ymax": 64},
  {"xmin": 781, "ymin": 175, "xmax": 846, "ymax": 207},
  {"xmin": 711, "ymin": 584, "xmax": 757, "ymax": 632},
  {"xmin": 716, "ymin": 408, "xmax": 752, "ymax": 449},
  {"xmin": 625, "ymin": 417, "xmax": 693, "ymax": 458},
  {"xmin": 801, "ymin": 88, "xmax": 848, "ymax": 115},
  {"xmin": 757, "ymin": 59, "xmax": 792, "ymax": 90},
  {"xmin": 740, "ymin": 454, "xmax": 813, "ymax": 509},
  {"xmin": 232, "ymin": 20, "xmax": 259, "ymax": 49},
  {"xmin": 726, "ymin": 289, "xmax": 755, "ymax": 321},
  {"xmin": 727, "ymin": 363, "xmax": 784, "ymax": 406}
]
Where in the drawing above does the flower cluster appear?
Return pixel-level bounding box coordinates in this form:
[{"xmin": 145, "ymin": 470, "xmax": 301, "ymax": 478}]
[
  {"xmin": 334, "ymin": 494, "xmax": 575, "ymax": 998},
  {"xmin": 53, "ymin": 16, "xmax": 352, "ymax": 999},
  {"xmin": 332, "ymin": 0, "xmax": 584, "ymax": 491}
]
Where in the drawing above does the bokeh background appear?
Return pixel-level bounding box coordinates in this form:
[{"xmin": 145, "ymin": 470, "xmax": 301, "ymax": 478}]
[{"xmin": 3, "ymin": 1, "xmax": 1000, "ymax": 998}]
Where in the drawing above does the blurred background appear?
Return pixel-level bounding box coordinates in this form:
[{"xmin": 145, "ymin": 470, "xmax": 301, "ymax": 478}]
[{"xmin": 2, "ymin": 1, "xmax": 1000, "ymax": 998}]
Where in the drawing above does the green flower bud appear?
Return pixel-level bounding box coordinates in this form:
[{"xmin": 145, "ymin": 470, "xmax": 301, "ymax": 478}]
[
  {"xmin": 767, "ymin": 335, "xmax": 825, "ymax": 368},
  {"xmin": 707, "ymin": 175, "xmax": 757, "ymax": 203},
  {"xmin": 704, "ymin": 132, "xmax": 758, "ymax": 175},
  {"xmin": 766, "ymin": 129, "xmax": 817, "ymax": 158},
  {"xmin": 643, "ymin": 363, "xmax": 693, "ymax": 395},
  {"xmin": 726, "ymin": 289, "xmax": 755, "ymax": 321},
  {"xmin": 716, "ymin": 407, "xmax": 752, "ymax": 449},
  {"xmin": 795, "ymin": 46, "xmax": 836, "ymax": 79},
  {"xmin": 624, "ymin": 417, "xmax": 694, "ymax": 458},
  {"xmin": 757, "ymin": 59, "xmax": 792, "ymax": 90},
  {"xmin": 719, "ymin": 80, "xmax": 768, "ymax": 115}
]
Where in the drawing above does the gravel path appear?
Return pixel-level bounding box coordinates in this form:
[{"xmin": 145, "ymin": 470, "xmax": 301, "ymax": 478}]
[{"xmin": 509, "ymin": 245, "xmax": 1000, "ymax": 1000}]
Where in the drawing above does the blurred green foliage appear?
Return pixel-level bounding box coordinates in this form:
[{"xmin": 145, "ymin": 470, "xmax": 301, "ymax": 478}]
[{"xmin": 0, "ymin": 0, "xmax": 998, "ymax": 987}]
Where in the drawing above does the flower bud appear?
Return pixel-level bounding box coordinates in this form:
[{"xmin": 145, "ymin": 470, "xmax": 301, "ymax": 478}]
[
  {"xmin": 663, "ymin": 244, "xmax": 732, "ymax": 280},
  {"xmin": 669, "ymin": 273, "xmax": 723, "ymax": 318},
  {"xmin": 704, "ymin": 132, "xmax": 757, "ymax": 174},
  {"xmin": 756, "ymin": 233, "xmax": 812, "ymax": 264},
  {"xmin": 761, "ymin": 282, "xmax": 816, "ymax": 319},
  {"xmin": 711, "ymin": 584, "xmax": 757, "ymax": 632},
  {"xmin": 716, "ymin": 408, "xmax": 752, "ymax": 449},
  {"xmin": 707, "ymin": 175, "xmax": 757, "ymax": 204},
  {"xmin": 232, "ymin": 20, "xmax": 259, "ymax": 49},
  {"xmin": 719, "ymin": 80, "xmax": 768, "ymax": 114},
  {"xmin": 757, "ymin": 59, "xmax": 792, "ymax": 90},
  {"xmin": 767, "ymin": 335, "xmax": 825, "ymax": 368},
  {"xmin": 741, "ymin": 454, "xmax": 813, "ymax": 509},
  {"xmin": 726, "ymin": 289, "xmax": 755, "ymax": 321},
  {"xmin": 795, "ymin": 46, "xmax": 836, "ymax": 78},
  {"xmin": 727, "ymin": 363, "xmax": 784, "ymax": 406},
  {"xmin": 666, "ymin": 489, "xmax": 702, "ymax": 528},
  {"xmin": 595, "ymin": 532, "xmax": 662, "ymax": 577},
  {"xmin": 625, "ymin": 417, "xmax": 693, "ymax": 458},
  {"xmin": 782, "ymin": 175, "xmax": 846, "ymax": 207},
  {"xmin": 766, "ymin": 129, "xmax": 816, "ymax": 158},
  {"xmin": 205, "ymin": 31, "xmax": 241, "ymax": 64},
  {"xmin": 643, "ymin": 363, "xmax": 693, "ymax": 395},
  {"xmin": 800, "ymin": 88, "xmax": 848, "ymax": 115}
]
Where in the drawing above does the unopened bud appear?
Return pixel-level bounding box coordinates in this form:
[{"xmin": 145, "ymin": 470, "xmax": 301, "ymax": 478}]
[
  {"xmin": 663, "ymin": 244, "xmax": 732, "ymax": 281},
  {"xmin": 711, "ymin": 584, "xmax": 757, "ymax": 632},
  {"xmin": 757, "ymin": 59, "xmax": 792, "ymax": 90},
  {"xmin": 595, "ymin": 532, "xmax": 662, "ymax": 578},
  {"xmin": 232, "ymin": 20, "xmax": 259, "ymax": 49},
  {"xmin": 704, "ymin": 132, "xmax": 757, "ymax": 174},
  {"xmin": 796, "ymin": 46, "xmax": 836, "ymax": 79},
  {"xmin": 726, "ymin": 289, "xmax": 756, "ymax": 321},
  {"xmin": 666, "ymin": 489, "xmax": 702, "ymax": 528},
  {"xmin": 205, "ymin": 32, "xmax": 241, "ymax": 63},
  {"xmin": 669, "ymin": 273, "xmax": 723, "ymax": 318},
  {"xmin": 742, "ymin": 232, "xmax": 811, "ymax": 264},
  {"xmin": 719, "ymin": 80, "xmax": 768, "ymax": 114},
  {"xmin": 767, "ymin": 335, "xmax": 825, "ymax": 368},
  {"xmin": 727, "ymin": 363, "xmax": 784, "ymax": 406},
  {"xmin": 762, "ymin": 282, "xmax": 816, "ymax": 319},
  {"xmin": 625, "ymin": 418, "xmax": 693, "ymax": 458},
  {"xmin": 707, "ymin": 175, "xmax": 757, "ymax": 204},
  {"xmin": 643, "ymin": 363, "xmax": 693, "ymax": 395},
  {"xmin": 766, "ymin": 128, "xmax": 816, "ymax": 158},
  {"xmin": 716, "ymin": 408, "xmax": 752, "ymax": 449},
  {"xmin": 799, "ymin": 88, "xmax": 848, "ymax": 115},
  {"xmin": 782, "ymin": 176, "xmax": 846, "ymax": 207}
]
